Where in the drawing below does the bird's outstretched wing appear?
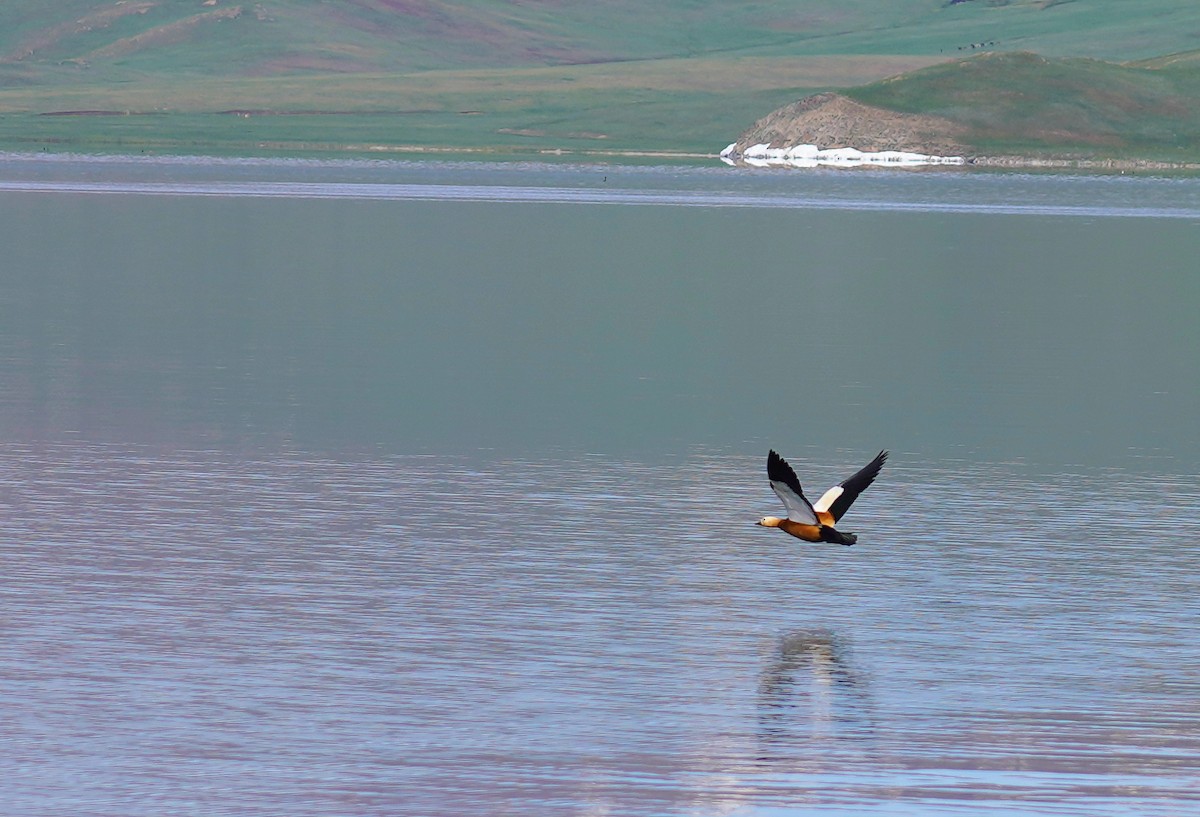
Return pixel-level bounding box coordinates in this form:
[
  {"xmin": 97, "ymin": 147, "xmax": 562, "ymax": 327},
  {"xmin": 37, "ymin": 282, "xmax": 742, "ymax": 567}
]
[
  {"xmin": 768, "ymin": 450, "xmax": 818, "ymax": 525},
  {"xmin": 813, "ymin": 450, "xmax": 888, "ymax": 523}
]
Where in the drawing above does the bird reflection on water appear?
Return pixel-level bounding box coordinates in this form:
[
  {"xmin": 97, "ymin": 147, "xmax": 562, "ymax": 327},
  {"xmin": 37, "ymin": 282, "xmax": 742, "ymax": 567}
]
[{"xmin": 757, "ymin": 629, "xmax": 876, "ymax": 763}]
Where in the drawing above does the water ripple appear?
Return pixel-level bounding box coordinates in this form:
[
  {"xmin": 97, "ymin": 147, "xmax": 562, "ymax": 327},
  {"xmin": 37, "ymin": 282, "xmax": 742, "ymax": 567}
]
[
  {"xmin": 3, "ymin": 177, "xmax": 1200, "ymax": 219},
  {"xmin": 2, "ymin": 446, "xmax": 1199, "ymax": 815}
]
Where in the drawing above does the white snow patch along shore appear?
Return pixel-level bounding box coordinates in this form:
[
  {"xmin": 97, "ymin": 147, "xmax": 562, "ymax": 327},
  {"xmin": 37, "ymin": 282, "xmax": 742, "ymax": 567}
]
[{"xmin": 720, "ymin": 142, "xmax": 964, "ymax": 168}]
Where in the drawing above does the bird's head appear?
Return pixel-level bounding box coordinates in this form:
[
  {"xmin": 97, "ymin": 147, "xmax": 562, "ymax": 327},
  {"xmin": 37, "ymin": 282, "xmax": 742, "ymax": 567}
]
[{"xmin": 757, "ymin": 516, "xmax": 783, "ymax": 528}]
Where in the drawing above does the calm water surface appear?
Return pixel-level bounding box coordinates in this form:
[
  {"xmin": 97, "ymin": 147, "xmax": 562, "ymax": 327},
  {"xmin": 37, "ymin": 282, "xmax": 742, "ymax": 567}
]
[{"xmin": 1, "ymin": 154, "xmax": 1199, "ymax": 816}]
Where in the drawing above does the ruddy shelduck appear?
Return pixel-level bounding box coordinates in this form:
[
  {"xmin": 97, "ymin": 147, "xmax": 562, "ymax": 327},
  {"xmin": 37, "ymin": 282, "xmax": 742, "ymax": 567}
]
[{"xmin": 757, "ymin": 449, "xmax": 888, "ymax": 545}]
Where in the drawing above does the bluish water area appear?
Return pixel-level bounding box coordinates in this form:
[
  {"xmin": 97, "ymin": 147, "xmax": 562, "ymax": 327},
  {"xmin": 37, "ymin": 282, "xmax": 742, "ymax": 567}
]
[
  {"xmin": 1, "ymin": 154, "xmax": 1198, "ymax": 816},
  {"xmin": 4, "ymin": 151, "xmax": 1200, "ymax": 217}
]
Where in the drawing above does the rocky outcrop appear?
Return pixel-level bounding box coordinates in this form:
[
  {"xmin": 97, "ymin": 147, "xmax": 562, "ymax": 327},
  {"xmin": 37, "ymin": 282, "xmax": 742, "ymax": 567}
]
[{"xmin": 731, "ymin": 92, "xmax": 970, "ymax": 157}]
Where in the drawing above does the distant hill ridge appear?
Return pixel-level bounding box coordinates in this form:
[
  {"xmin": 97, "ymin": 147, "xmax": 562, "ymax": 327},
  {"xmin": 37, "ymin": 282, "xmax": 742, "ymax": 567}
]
[
  {"xmin": 732, "ymin": 51, "xmax": 1200, "ymax": 163},
  {"xmin": 2, "ymin": 2, "xmax": 1200, "ymax": 159},
  {"xmin": 3, "ymin": 1, "xmax": 1199, "ymax": 76}
]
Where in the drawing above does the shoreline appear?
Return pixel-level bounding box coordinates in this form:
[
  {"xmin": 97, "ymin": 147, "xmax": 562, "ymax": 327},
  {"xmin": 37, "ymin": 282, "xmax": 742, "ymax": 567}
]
[
  {"xmin": 223, "ymin": 145, "xmax": 1200, "ymax": 173},
  {"xmin": 3, "ymin": 141, "xmax": 1200, "ymax": 173},
  {"xmin": 968, "ymin": 155, "xmax": 1200, "ymax": 172}
]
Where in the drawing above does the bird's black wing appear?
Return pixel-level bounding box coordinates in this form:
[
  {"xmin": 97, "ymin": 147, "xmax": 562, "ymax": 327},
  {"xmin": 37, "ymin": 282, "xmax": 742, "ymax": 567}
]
[
  {"xmin": 767, "ymin": 450, "xmax": 818, "ymax": 524},
  {"xmin": 817, "ymin": 450, "xmax": 888, "ymax": 523}
]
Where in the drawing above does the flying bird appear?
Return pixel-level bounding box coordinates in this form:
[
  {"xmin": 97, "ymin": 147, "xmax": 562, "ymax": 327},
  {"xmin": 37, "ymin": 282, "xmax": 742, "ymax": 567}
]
[{"xmin": 757, "ymin": 449, "xmax": 888, "ymax": 545}]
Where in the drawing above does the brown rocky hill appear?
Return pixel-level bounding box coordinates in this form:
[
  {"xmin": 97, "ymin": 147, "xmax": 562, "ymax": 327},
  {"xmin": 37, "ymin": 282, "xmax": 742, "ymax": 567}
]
[{"xmin": 731, "ymin": 92, "xmax": 969, "ymax": 156}]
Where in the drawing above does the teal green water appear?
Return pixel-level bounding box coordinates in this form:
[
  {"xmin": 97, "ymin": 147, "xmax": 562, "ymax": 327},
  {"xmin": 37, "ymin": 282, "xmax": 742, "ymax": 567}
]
[{"xmin": 2, "ymin": 162, "xmax": 1197, "ymax": 467}]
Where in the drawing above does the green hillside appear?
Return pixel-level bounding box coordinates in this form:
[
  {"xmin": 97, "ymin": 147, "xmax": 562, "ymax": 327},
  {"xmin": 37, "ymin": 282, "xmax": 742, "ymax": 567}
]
[
  {"xmin": 846, "ymin": 51, "xmax": 1200, "ymax": 159},
  {"xmin": 1, "ymin": 1, "xmax": 1199, "ymax": 157}
]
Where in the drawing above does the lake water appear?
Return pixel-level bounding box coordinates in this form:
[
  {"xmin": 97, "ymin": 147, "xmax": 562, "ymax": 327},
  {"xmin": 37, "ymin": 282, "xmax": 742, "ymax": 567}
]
[{"xmin": 1, "ymin": 154, "xmax": 1198, "ymax": 816}]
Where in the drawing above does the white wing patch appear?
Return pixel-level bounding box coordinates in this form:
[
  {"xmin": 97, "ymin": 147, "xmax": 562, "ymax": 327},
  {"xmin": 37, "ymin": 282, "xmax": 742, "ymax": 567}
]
[
  {"xmin": 813, "ymin": 485, "xmax": 844, "ymax": 514},
  {"xmin": 771, "ymin": 480, "xmax": 818, "ymax": 525}
]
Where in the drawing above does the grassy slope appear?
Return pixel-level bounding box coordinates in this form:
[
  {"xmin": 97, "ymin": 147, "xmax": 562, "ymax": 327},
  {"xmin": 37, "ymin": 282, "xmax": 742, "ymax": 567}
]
[
  {"xmin": 1, "ymin": 0, "xmax": 1199, "ymax": 156},
  {"xmin": 846, "ymin": 51, "xmax": 1200, "ymax": 159}
]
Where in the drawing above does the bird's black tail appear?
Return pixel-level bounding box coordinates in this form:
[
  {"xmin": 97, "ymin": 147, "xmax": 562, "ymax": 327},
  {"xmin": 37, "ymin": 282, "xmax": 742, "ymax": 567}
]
[{"xmin": 820, "ymin": 526, "xmax": 857, "ymax": 546}]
